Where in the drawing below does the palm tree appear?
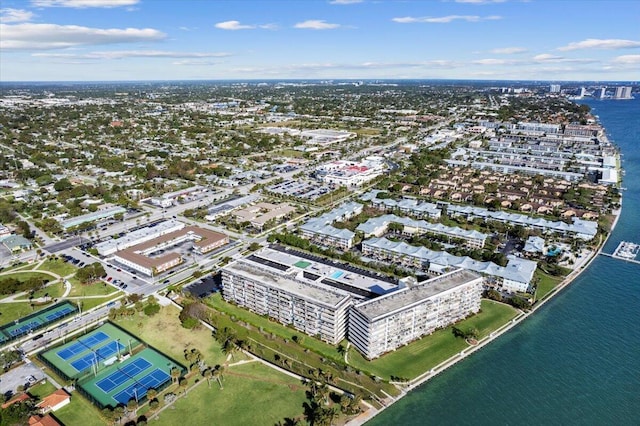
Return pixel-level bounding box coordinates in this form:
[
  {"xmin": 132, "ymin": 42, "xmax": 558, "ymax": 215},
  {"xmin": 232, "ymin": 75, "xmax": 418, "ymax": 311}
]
[
  {"xmin": 203, "ymin": 368, "xmax": 213, "ymax": 388},
  {"xmin": 212, "ymin": 365, "xmax": 224, "ymax": 389},
  {"xmin": 113, "ymin": 406, "xmax": 125, "ymax": 425},
  {"xmin": 127, "ymin": 398, "xmax": 138, "ymax": 417},
  {"xmin": 146, "ymin": 388, "xmax": 157, "ymax": 401},
  {"xmin": 179, "ymin": 377, "xmax": 188, "ymax": 395},
  {"xmin": 170, "ymin": 367, "xmax": 181, "ymax": 384}
]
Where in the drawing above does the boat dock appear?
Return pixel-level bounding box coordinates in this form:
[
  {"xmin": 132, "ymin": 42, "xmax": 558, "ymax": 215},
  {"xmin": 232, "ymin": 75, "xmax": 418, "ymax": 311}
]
[{"xmin": 600, "ymin": 241, "xmax": 640, "ymax": 265}]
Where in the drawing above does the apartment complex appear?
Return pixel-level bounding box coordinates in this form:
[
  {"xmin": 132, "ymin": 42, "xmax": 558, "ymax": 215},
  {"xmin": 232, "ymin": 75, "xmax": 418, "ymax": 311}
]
[
  {"xmin": 221, "ymin": 248, "xmax": 485, "ymax": 354},
  {"xmin": 362, "ymin": 237, "xmax": 537, "ymax": 293},
  {"xmin": 356, "ymin": 214, "xmax": 488, "ymax": 249},
  {"xmin": 349, "ymin": 270, "xmax": 483, "ymax": 359},
  {"xmin": 299, "ymin": 201, "xmax": 363, "ymax": 249}
]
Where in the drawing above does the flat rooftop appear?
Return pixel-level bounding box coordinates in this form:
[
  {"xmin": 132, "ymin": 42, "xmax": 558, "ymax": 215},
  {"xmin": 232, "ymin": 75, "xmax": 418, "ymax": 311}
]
[
  {"xmin": 354, "ymin": 269, "xmax": 481, "ymax": 321},
  {"xmin": 96, "ymin": 219, "xmax": 184, "ymax": 254},
  {"xmin": 224, "ymin": 260, "xmax": 350, "ymax": 308},
  {"xmin": 250, "ymin": 247, "xmax": 397, "ymax": 297},
  {"xmin": 115, "ymin": 225, "xmax": 228, "ymax": 269}
]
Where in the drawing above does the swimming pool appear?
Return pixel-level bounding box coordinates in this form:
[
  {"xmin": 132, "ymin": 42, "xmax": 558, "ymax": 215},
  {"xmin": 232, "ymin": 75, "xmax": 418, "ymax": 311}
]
[{"xmin": 330, "ymin": 271, "xmax": 344, "ymax": 279}]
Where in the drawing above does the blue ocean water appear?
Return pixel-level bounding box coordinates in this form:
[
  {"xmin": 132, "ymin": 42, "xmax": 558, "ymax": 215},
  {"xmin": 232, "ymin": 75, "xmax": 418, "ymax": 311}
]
[{"xmin": 369, "ymin": 98, "xmax": 640, "ymax": 426}]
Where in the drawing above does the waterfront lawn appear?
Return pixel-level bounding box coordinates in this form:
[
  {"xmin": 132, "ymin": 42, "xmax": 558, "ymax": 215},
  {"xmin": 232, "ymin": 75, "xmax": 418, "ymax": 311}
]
[
  {"xmin": 154, "ymin": 362, "xmax": 307, "ymax": 426},
  {"xmin": 115, "ymin": 304, "xmax": 227, "ymax": 367},
  {"xmin": 36, "ymin": 258, "xmax": 77, "ymax": 277},
  {"xmin": 534, "ymin": 270, "xmax": 564, "ymax": 301},
  {"xmin": 347, "ymin": 300, "xmax": 518, "ymax": 380},
  {"xmin": 27, "ymin": 380, "xmax": 57, "ymax": 400},
  {"xmin": 204, "ymin": 296, "xmax": 398, "ymax": 402},
  {"xmin": 206, "ymin": 293, "xmax": 344, "ymax": 363},
  {"xmin": 54, "ymin": 392, "xmax": 106, "ymax": 426},
  {"xmin": 0, "ymin": 301, "xmax": 53, "ymax": 324},
  {"xmin": 67, "ymin": 278, "xmax": 118, "ymax": 297}
]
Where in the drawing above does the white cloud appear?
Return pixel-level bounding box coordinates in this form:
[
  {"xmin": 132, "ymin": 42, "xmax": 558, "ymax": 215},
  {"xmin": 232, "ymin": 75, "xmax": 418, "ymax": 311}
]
[
  {"xmin": 172, "ymin": 60, "xmax": 220, "ymax": 66},
  {"xmin": 558, "ymin": 38, "xmax": 640, "ymax": 51},
  {"xmin": 329, "ymin": 0, "xmax": 363, "ymax": 4},
  {"xmin": 0, "ymin": 23, "xmax": 165, "ymax": 50},
  {"xmin": 294, "ymin": 20, "xmax": 341, "ymax": 30},
  {"xmin": 612, "ymin": 54, "xmax": 640, "ymax": 64},
  {"xmin": 214, "ymin": 20, "xmax": 276, "ymax": 30},
  {"xmin": 490, "ymin": 47, "xmax": 527, "ymax": 54},
  {"xmin": 533, "ymin": 53, "xmax": 597, "ymax": 64},
  {"xmin": 0, "ymin": 8, "xmax": 34, "ymax": 23},
  {"xmin": 32, "ymin": 50, "xmax": 230, "ymax": 59},
  {"xmin": 473, "ymin": 58, "xmax": 514, "ymax": 65},
  {"xmin": 392, "ymin": 15, "xmax": 501, "ymax": 24},
  {"xmin": 215, "ymin": 20, "xmax": 255, "ymax": 30},
  {"xmin": 31, "ymin": 0, "xmax": 139, "ymax": 8}
]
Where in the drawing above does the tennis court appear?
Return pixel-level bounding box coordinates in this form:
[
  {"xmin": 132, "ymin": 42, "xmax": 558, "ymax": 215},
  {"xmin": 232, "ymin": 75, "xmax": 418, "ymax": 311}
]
[
  {"xmin": 39, "ymin": 322, "xmax": 185, "ymax": 409},
  {"xmin": 40, "ymin": 322, "xmax": 142, "ymax": 380},
  {"xmin": 70, "ymin": 341, "xmax": 126, "ymax": 372},
  {"xmin": 80, "ymin": 346, "xmax": 183, "ymax": 408},
  {"xmin": 0, "ymin": 301, "xmax": 78, "ymax": 343}
]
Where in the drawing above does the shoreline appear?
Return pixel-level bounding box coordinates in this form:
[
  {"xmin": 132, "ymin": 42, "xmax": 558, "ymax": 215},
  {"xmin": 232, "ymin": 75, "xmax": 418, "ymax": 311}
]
[{"xmin": 349, "ymin": 198, "xmax": 623, "ymax": 426}]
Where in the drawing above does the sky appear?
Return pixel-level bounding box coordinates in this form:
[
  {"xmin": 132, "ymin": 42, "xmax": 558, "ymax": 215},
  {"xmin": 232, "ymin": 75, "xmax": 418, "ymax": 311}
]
[{"xmin": 0, "ymin": 0, "xmax": 639, "ymax": 82}]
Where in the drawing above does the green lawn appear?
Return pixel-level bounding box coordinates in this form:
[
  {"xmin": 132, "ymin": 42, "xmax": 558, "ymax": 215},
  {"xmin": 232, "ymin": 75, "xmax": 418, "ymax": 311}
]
[
  {"xmin": 36, "ymin": 258, "xmax": 77, "ymax": 277},
  {"xmin": 534, "ymin": 269, "xmax": 564, "ymax": 301},
  {"xmin": 203, "ymin": 295, "xmax": 397, "ymax": 401},
  {"xmin": 54, "ymin": 392, "xmax": 107, "ymax": 426},
  {"xmin": 206, "ymin": 293, "xmax": 344, "ymax": 363},
  {"xmin": 0, "ymin": 301, "xmax": 53, "ymax": 324},
  {"xmin": 77, "ymin": 295, "xmax": 121, "ymax": 311},
  {"xmin": 275, "ymin": 149, "xmax": 306, "ymax": 158},
  {"xmin": 154, "ymin": 362, "xmax": 308, "ymax": 426},
  {"xmin": 0, "ymin": 270, "xmax": 56, "ymax": 284},
  {"xmin": 27, "ymin": 380, "xmax": 57, "ymax": 400},
  {"xmin": 67, "ymin": 278, "xmax": 118, "ymax": 297},
  {"xmin": 15, "ymin": 281, "xmax": 64, "ymax": 300},
  {"xmin": 115, "ymin": 304, "xmax": 228, "ymax": 367},
  {"xmin": 347, "ymin": 300, "xmax": 518, "ymax": 380}
]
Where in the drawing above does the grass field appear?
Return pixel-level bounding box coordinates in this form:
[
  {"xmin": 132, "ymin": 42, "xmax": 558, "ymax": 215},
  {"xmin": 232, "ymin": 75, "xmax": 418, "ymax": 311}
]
[
  {"xmin": 67, "ymin": 278, "xmax": 118, "ymax": 297},
  {"xmin": 15, "ymin": 282, "xmax": 64, "ymax": 300},
  {"xmin": 54, "ymin": 392, "xmax": 107, "ymax": 426},
  {"xmin": 0, "ymin": 301, "xmax": 54, "ymax": 324},
  {"xmin": 534, "ymin": 269, "xmax": 564, "ymax": 301},
  {"xmin": 347, "ymin": 300, "xmax": 518, "ymax": 380},
  {"xmin": 0, "ymin": 271, "xmax": 56, "ymax": 284},
  {"xmin": 206, "ymin": 294, "xmax": 343, "ymax": 362},
  {"xmin": 202, "ymin": 295, "xmax": 398, "ymax": 401},
  {"xmin": 27, "ymin": 380, "xmax": 57, "ymax": 399},
  {"xmin": 36, "ymin": 258, "xmax": 77, "ymax": 277},
  {"xmin": 275, "ymin": 149, "xmax": 306, "ymax": 159},
  {"xmin": 78, "ymin": 295, "xmax": 121, "ymax": 311},
  {"xmin": 153, "ymin": 362, "xmax": 307, "ymax": 426},
  {"xmin": 115, "ymin": 304, "xmax": 227, "ymax": 368}
]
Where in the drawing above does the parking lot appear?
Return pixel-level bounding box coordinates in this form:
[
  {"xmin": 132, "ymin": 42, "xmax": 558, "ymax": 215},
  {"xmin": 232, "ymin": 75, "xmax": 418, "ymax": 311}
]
[
  {"xmin": 183, "ymin": 274, "xmax": 220, "ymax": 298},
  {"xmin": 0, "ymin": 360, "xmax": 46, "ymax": 397}
]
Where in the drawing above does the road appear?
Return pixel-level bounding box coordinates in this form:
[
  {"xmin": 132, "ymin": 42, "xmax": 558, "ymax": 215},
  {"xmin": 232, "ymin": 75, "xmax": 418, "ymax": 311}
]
[{"xmin": 17, "ymin": 301, "xmax": 119, "ymax": 355}]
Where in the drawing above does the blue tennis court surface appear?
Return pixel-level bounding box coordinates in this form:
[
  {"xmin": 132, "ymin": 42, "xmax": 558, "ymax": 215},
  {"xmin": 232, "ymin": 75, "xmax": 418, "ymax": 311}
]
[
  {"xmin": 81, "ymin": 331, "xmax": 109, "ymax": 347},
  {"xmin": 57, "ymin": 331, "xmax": 110, "ymax": 360},
  {"xmin": 95, "ymin": 358, "xmax": 152, "ymax": 393},
  {"xmin": 70, "ymin": 341, "xmax": 125, "ymax": 372},
  {"xmin": 9, "ymin": 321, "xmax": 40, "ymax": 336},
  {"xmin": 45, "ymin": 306, "xmax": 74, "ymax": 322},
  {"xmin": 112, "ymin": 369, "xmax": 170, "ymax": 404}
]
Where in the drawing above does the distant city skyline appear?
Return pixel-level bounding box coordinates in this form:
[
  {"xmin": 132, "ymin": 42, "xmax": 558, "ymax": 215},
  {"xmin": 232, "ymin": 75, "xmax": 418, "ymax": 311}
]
[{"xmin": 1, "ymin": 0, "xmax": 639, "ymax": 81}]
